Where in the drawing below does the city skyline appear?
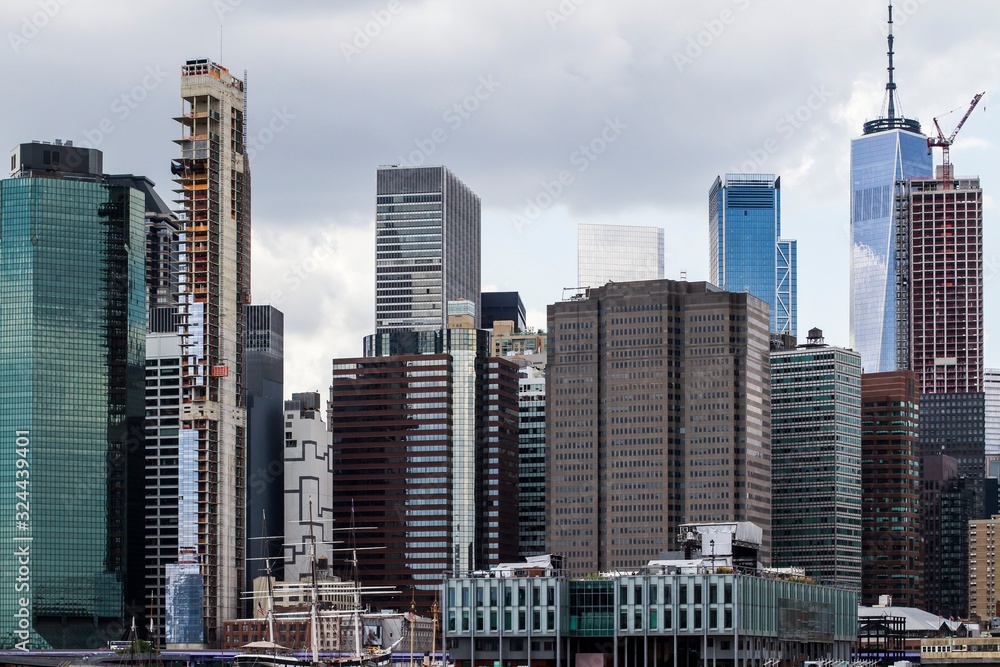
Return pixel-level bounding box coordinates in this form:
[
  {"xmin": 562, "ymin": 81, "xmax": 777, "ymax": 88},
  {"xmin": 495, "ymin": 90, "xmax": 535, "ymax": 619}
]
[{"xmin": 2, "ymin": 1, "xmax": 997, "ymax": 395}]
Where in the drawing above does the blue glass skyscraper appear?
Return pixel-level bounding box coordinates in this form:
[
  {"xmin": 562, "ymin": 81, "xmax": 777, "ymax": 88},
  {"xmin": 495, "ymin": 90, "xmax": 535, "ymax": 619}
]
[
  {"xmin": 849, "ymin": 3, "xmax": 932, "ymax": 372},
  {"xmin": 709, "ymin": 173, "xmax": 796, "ymax": 335},
  {"xmin": 0, "ymin": 142, "xmax": 145, "ymax": 649}
]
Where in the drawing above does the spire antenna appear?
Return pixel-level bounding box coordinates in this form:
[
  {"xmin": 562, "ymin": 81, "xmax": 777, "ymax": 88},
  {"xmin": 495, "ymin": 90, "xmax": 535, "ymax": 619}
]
[
  {"xmin": 863, "ymin": 1, "xmax": 921, "ymax": 135},
  {"xmin": 886, "ymin": 2, "xmax": 896, "ymax": 119}
]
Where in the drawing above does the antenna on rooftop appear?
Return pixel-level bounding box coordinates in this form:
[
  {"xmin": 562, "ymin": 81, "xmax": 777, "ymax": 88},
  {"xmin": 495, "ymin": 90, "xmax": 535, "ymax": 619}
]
[{"xmin": 885, "ymin": 2, "xmax": 896, "ymax": 119}]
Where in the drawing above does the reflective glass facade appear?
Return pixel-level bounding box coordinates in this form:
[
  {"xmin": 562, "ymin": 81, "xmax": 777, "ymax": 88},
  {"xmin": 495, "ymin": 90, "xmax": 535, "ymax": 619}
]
[
  {"xmin": 442, "ymin": 572, "xmax": 857, "ymax": 666},
  {"xmin": 376, "ymin": 166, "xmax": 481, "ymax": 333},
  {"xmin": 849, "ymin": 130, "xmax": 931, "ymax": 372},
  {"xmin": 0, "ymin": 176, "xmax": 145, "ymax": 649},
  {"xmin": 518, "ymin": 366, "xmax": 546, "ymax": 559},
  {"xmin": 709, "ymin": 174, "xmax": 795, "ymax": 336},
  {"xmin": 577, "ymin": 223, "xmax": 664, "ymax": 288}
]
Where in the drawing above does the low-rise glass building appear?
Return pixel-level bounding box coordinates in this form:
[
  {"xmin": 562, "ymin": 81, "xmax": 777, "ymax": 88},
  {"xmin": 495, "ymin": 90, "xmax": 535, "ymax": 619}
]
[{"xmin": 442, "ymin": 565, "xmax": 857, "ymax": 667}]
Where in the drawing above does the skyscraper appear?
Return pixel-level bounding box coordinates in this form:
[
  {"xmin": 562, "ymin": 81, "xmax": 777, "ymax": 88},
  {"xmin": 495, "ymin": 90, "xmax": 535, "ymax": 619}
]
[
  {"xmin": 860, "ymin": 371, "xmax": 921, "ymax": 608},
  {"xmin": 244, "ymin": 305, "xmax": 284, "ymax": 599},
  {"xmin": 546, "ymin": 280, "xmax": 772, "ymax": 575},
  {"xmin": 375, "ymin": 165, "xmax": 481, "ymax": 334},
  {"xmin": 904, "ymin": 167, "xmax": 983, "ymax": 394},
  {"xmin": 577, "ymin": 223, "xmax": 664, "ymax": 288},
  {"xmin": 849, "ymin": 5, "xmax": 933, "ymax": 373},
  {"xmin": 709, "ymin": 173, "xmax": 796, "ymax": 336},
  {"xmin": 281, "ymin": 392, "xmax": 333, "ymax": 583},
  {"xmin": 770, "ymin": 329, "xmax": 862, "ymax": 589},
  {"xmin": 330, "ymin": 314, "xmax": 520, "ymax": 610},
  {"xmin": 517, "ymin": 363, "xmax": 547, "ymax": 559},
  {"xmin": 921, "ymin": 455, "xmax": 975, "ymax": 619},
  {"xmin": 480, "ymin": 291, "xmax": 526, "ymax": 331},
  {"xmin": 0, "ymin": 142, "xmax": 145, "ymax": 649},
  {"xmin": 170, "ymin": 58, "xmax": 250, "ymax": 645}
]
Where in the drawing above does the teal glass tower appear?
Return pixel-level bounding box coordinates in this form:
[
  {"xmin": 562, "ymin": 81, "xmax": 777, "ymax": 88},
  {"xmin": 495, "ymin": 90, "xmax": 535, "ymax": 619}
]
[
  {"xmin": 709, "ymin": 173, "xmax": 796, "ymax": 336},
  {"xmin": 770, "ymin": 329, "xmax": 863, "ymax": 590},
  {"xmin": 0, "ymin": 142, "xmax": 145, "ymax": 649},
  {"xmin": 849, "ymin": 3, "xmax": 932, "ymax": 372}
]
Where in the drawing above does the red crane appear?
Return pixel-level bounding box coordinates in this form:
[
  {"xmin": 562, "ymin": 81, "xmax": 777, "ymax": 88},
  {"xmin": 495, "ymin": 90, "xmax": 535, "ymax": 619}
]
[{"xmin": 927, "ymin": 92, "xmax": 985, "ymax": 167}]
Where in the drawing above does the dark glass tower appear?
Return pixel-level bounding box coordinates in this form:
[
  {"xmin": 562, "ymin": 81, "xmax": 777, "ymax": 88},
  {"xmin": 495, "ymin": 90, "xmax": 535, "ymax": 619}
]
[
  {"xmin": 243, "ymin": 305, "xmax": 284, "ymax": 607},
  {"xmin": 0, "ymin": 142, "xmax": 145, "ymax": 649},
  {"xmin": 375, "ymin": 165, "xmax": 481, "ymax": 334}
]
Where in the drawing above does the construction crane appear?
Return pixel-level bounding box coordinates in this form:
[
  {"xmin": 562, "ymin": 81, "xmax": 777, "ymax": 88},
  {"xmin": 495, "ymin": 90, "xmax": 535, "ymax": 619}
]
[{"xmin": 927, "ymin": 91, "xmax": 985, "ymax": 167}]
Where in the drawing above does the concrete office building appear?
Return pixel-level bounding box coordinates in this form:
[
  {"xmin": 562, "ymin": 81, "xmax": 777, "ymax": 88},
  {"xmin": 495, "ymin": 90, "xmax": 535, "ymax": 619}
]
[
  {"xmin": 709, "ymin": 174, "xmax": 796, "ymax": 336},
  {"xmin": 170, "ymin": 58, "xmax": 251, "ymax": 645},
  {"xmin": 282, "ymin": 392, "xmax": 334, "ymax": 583},
  {"xmin": 375, "ymin": 165, "xmax": 481, "ymax": 334},
  {"xmin": 770, "ymin": 329, "xmax": 862, "ymax": 589},
  {"xmin": 860, "ymin": 371, "xmax": 921, "ymax": 608},
  {"xmin": 986, "ymin": 369, "xmax": 1000, "ymax": 457},
  {"xmin": 546, "ymin": 280, "xmax": 772, "ymax": 575},
  {"xmin": 969, "ymin": 515, "xmax": 1000, "ymax": 623},
  {"xmin": 577, "ymin": 223, "xmax": 665, "ymax": 288},
  {"xmin": 0, "ymin": 142, "xmax": 145, "ymax": 648}
]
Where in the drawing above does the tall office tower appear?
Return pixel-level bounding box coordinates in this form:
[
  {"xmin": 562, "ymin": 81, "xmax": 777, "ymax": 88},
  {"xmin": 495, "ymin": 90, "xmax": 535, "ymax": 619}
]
[
  {"xmin": 986, "ymin": 369, "xmax": 1000, "ymax": 456},
  {"xmin": 170, "ymin": 58, "xmax": 250, "ymax": 645},
  {"xmin": 329, "ymin": 319, "xmax": 519, "ymax": 609},
  {"xmin": 921, "ymin": 455, "xmax": 976, "ymax": 619},
  {"xmin": 244, "ymin": 305, "xmax": 284, "ymax": 599},
  {"xmin": 145, "ymin": 333, "xmax": 184, "ymax": 643},
  {"xmin": 546, "ymin": 280, "xmax": 772, "ymax": 575},
  {"xmin": 0, "ymin": 142, "xmax": 145, "ymax": 649},
  {"xmin": 124, "ymin": 174, "xmax": 186, "ymax": 641},
  {"xmin": 518, "ymin": 363, "xmax": 547, "ymax": 559},
  {"xmin": 282, "ymin": 392, "xmax": 333, "ymax": 582},
  {"xmin": 108, "ymin": 174, "xmax": 184, "ymax": 332},
  {"xmin": 860, "ymin": 371, "xmax": 921, "ymax": 608},
  {"xmin": 577, "ymin": 223, "xmax": 665, "ymax": 288},
  {"xmin": 481, "ymin": 291, "xmax": 526, "ymax": 331},
  {"xmin": 849, "ymin": 4, "xmax": 933, "ymax": 373},
  {"xmin": 770, "ymin": 329, "xmax": 862, "ymax": 589},
  {"xmin": 709, "ymin": 174, "xmax": 797, "ymax": 336},
  {"xmin": 375, "ymin": 165, "xmax": 481, "ymax": 334},
  {"xmin": 968, "ymin": 515, "xmax": 1000, "ymax": 622}
]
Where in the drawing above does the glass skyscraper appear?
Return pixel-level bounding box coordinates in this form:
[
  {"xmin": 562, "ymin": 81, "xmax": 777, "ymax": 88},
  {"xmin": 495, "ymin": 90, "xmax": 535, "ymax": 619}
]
[
  {"xmin": 0, "ymin": 142, "xmax": 145, "ymax": 649},
  {"xmin": 709, "ymin": 174, "xmax": 796, "ymax": 336},
  {"xmin": 375, "ymin": 165, "xmax": 481, "ymax": 334},
  {"xmin": 848, "ymin": 3, "xmax": 933, "ymax": 373},
  {"xmin": 577, "ymin": 223, "xmax": 664, "ymax": 288},
  {"xmin": 850, "ymin": 131, "xmax": 931, "ymax": 372},
  {"xmin": 770, "ymin": 330, "xmax": 862, "ymax": 590}
]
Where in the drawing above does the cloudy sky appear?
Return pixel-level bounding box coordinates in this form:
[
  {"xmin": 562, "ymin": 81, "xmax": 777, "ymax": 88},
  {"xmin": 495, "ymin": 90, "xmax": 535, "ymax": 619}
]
[{"xmin": 4, "ymin": 0, "xmax": 999, "ymax": 395}]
